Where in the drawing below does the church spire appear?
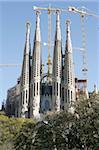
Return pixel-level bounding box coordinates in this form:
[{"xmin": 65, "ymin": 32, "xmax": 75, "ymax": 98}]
[
  {"xmin": 66, "ymin": 20, "xmax": 72, "ymax": 53},
  {"xmin": 52, "ymin": 10, "xmax": 62, "ymax": 111},
  {"xmin": 25, "ymin": 21, "xmax": 31, "ymax": 53},
  {"xmin": 64, "ymin": 20, "xmax": 75, "ymax": 109},
  {"xmin": 30, "ymin": 11, "xmax": 41, "ymax": 119},
  {"xmin": 20, "ymin": 21, "xmax": 31, "ymax": 118},
  {"xmin": 55, "ymin": 10, "xmax": 61, "ymax": 41},
  {"xmin": 34, "ymin": 11, "xmax": 41, "ymax": 42}
]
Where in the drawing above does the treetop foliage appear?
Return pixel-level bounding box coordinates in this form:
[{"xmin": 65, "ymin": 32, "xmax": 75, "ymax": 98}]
[{"xmin": 0, "ymin": 95, "xmax": 99, "ymax": 150}]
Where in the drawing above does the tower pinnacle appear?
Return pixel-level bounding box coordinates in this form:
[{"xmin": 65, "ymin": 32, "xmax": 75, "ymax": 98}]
[
  {"xmin": 64, "ymin": 19, "xmax": 75, "ymax": 109},
  {"xmin": 66, "ymin": 19, "xmax": 72, "ymax": 53},
  {"xmin": 55, "ymin": 10, "xmax": 61, "ymax": 41},
  {"xmin": 25, "ymin": 21, "xmax": 30, "ymax": 54},
  {"xmin": 30, "ymin": 11, "xmax": 41, "ymax": 119},
  {"xmin": 20, "ymin": 21, "xmax": 31, "ymax": 118},
  {"xmin": 35, "ymin": 11, "xmax": 41, "ymax": 42},
  {"xmin": 52, "ymin": 10, "xmax": 62, "ymax": 111}
]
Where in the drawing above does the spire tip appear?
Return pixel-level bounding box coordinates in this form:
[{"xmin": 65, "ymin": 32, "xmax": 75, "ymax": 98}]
[
  {"xmin": 36, "ymin": 10, "xmax": 41, "ymax": 15},
  {"xmin": 26, "ymin": 21, "xmax": 31, "ymax": 28},
  {"xmin": 56, "ymin": 9, "xmax": 61, "ymax": 14},
  {"xmin": 66, "ymin": 19, "xmax": 71, "ymax": 25}
]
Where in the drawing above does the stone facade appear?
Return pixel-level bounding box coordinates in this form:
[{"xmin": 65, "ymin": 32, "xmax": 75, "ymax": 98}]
[
  {"xmin": 6, "ymin": 78, "xmax": 21, "ymax": 117},
  {"xmin": 6, "ymin": 10, "xmax": 88, "ymax": 119}
]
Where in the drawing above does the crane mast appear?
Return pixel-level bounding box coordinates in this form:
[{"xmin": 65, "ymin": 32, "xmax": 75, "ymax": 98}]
[
  {"xmin": 48, "ymin": 5, "xmax": 51, "ymax": 58},
  {"xmin": 33, "ymin": 5, "xmax": 53, "ymax": 80},
  {"xmin": 68, "ymin": 6, "xmax": 99, "ymax": 95},
  {"xmin": 69, "ymin": 6, "xmax": 88, "ymax": 79},
  {"xmin": 80, "ymin": 15, "xmax": 88, "ymax": 76}
]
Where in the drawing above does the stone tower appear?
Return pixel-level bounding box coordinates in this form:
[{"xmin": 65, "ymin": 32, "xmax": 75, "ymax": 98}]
[
  {"xmin": 64, "ymin": 20, "xmax": 75, "ymax": 109},
  {"xmin": 52, "ymin": 10, "xmax": 62, "ymax": 111},
  {"xmin": 20, "ymin": 21, "xmax": 31, "ymax": 118},
  {"xmin": 30, "ymin": 11, "xmax": 41, "ymax": 118}
]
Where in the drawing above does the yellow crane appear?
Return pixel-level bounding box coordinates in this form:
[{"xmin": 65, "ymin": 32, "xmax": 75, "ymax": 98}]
[
  {"xmin": 34, "ymin": 6, "xmax": 99, "ymax": 75},
  {"xmin": 34, "ymin": 5, "xmax": 86, "ymax": 67},
  {"xmin": 33, "ymin": 5, "xmax": 68, "ymax": 59},
  {"xmin": 1, "ymin": 5, "xmax": 99, "ymax": 73},
  {"xmin": 33, "ymin": 5, "xmax": 68, "ymax": 81},
  {"xmin": 34, "ymin": 6, "xmax": 99, "ymax": 85}
]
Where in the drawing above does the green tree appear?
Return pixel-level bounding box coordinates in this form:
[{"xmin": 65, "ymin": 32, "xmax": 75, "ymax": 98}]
[
  {"xmin": 68, "ymin": 95, "xmax": 99, "ymax": 150},
  {"xmin": 14, "ymin": 120, "xmax": 36, "ymax": 150},
  {"xmin": 32, "ymin": 122, "xmax": 53, "ymax": 150},
  {"xmin": 6, "ymin": 94, "xmax": 99, "ymax": 150},
  {"xmin": 0, "ymin": 115, "xmax": 25, "ymax": 150},
  {"xmin": 43, "ymin": 95, "xmax": 99, "ymax": 150}
]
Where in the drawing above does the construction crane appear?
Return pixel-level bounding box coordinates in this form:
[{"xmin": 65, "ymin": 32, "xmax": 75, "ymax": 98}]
[
  {"xmin": 47, "ymin": 4, "xmax": 52, "ymax": 59},
  {"xmin": 69, "ymin": 7, "xmax": 88, "ymax": 79},
  {"xmin": 68, "ymin": 6, "xmax": 99, "ymax": 19},
  {"xmin": 68, "ymin": 6, "xmax": 99, "ymax": 94},
  {"xmin": 34, "ymin": 6, "xmax": 99, "ymax": 76},
  {"xmin": 68, "ymin": 6, "xmax": 99, "ymax": 78},
  {"xmin": 33, "ymin": 6, "xmax": 68, "ymax": 13},
  {"xmin": 33, "ymin": 6, "xmax": 69, "ymax": 58},
  {"xmin": 0, "ymin": 64, "xmax": 21, "ymax": 67},
  {"xmin": 33, "ymin": 5, "xmax": 67, "ymax": 81},
  {"xmin": 34, "ymin": 5, "xmax": 53, "ymax": 57},
  {"xmin": 34, "ymin": 5, "xmax": 99, "ymax": 92},
  {"xmin": 33, "ymin": 6, "xmax": 87, "ymax": 63},
  {"xmin": 43, "ymin": 42, "xmax": 85, "ymax": 51}
]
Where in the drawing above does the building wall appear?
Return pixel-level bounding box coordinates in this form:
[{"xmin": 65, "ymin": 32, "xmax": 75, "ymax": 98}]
[
  {"xmin": 5, "ymin": 79, "xmax": 21, "ymax": 117},
  {"xmin": 5, "ymin": 14, "xmax": 89, "ymax": 119},
  {"xmin": 6, "ymin": 86, "xmax": 16, "ymax": 117},
  {"xmin": 15, "ymin": 82, "xmax": 21, "ymax": 117}
]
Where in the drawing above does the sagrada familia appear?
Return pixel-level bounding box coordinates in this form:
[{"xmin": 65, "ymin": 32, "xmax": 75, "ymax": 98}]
[{"xmin": 5, "ymin": 10, "xmax": 89, "ymax": 119}]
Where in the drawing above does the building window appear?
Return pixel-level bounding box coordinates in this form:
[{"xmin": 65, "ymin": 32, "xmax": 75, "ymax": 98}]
[
  {"xmin": 60, "ymin": 84, "xmax": 61, "ymax": 97},
  {"xmin": 26, "ymin": 90, "xmax": 27, "ymax": 103},
  {"xmin": 71, "ymin": 91, "xmax": 72, "ymax": 100},
  {"xmin": 23, "ymin": 91, "xmax": 25, "ymax": 104},
  {"xmin": 62, "ymin": 106, "xmax": 64, "ymax": 110},
  {"xmin": 54, "ymin": 82, "xmax": 55, "ymax": 95},
  {"xmin": 65, "ymin": 89, "xmax": 67, "ymax": 103},
  {"xmin": 68, "ymin": 90, "xmax": 70, "ymax": 103},
  {"xmin": 34, "ymin": 83, "xmax": 35, "ymax": 96},
  {"xmin": 31, "ymin": 85, "xmax": 33, "ymax": 98},
  {"xmin": 62, "ymin": 87, "xmax": 64, "ymax": 102},
  {"xmin": 45, "ymin": 100, "xmax": 50, "ymax": 110},
  {"xmin": 57, "ymin": 82, "xmax": 58, "ymax": 96},
  {"xmin": 21, "ymin": 92, "xmax": 22, "ymax": 105},
  {"xmin": 37, "ymin": 82, "xmax": 38, "ymax": 95}
]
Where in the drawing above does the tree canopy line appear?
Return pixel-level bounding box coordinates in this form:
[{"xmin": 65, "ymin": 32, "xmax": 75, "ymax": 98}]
[{"xmin": 0, "ymin": 95, "xmax": 99, "ymax": 150}]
